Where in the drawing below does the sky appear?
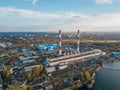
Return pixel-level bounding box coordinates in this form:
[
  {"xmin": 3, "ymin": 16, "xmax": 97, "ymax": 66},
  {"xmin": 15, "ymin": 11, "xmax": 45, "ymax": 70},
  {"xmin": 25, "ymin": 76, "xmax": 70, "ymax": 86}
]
[{"xmin": 0, "ymin": 0, "xmax": 120, "ymax": 32}]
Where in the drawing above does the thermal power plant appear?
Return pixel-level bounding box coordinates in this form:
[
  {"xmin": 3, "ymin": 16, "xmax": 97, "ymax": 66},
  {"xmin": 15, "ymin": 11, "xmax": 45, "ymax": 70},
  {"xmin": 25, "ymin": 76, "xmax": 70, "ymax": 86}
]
[
  {"xmin": 36, "ymin": 30, "xmax": 106, "ymax": 67},
  {"xmin": 77, "ymin": 30, "xmax": 80, "ymax": 53},
  {"xmin": 46, "ymin": 30, "xmax": 106, "ymax": 66},
  {"xmin": 59, "ymin": 30, "xmax": 62, "ymax": 55}
]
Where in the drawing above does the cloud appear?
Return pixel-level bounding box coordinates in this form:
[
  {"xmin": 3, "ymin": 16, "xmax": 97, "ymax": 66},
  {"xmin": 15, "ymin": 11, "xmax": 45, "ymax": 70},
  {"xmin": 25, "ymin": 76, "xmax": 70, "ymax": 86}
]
[
  {"xmin": 0, "ymin": 7, "xmax": 88, "ymax": 20},
  {"xmin": 96, "ymin": 0, "xmax": 112, "ymax": 4},
  {"xmin": 0, "ymin": 7, "xmax": 59, "ymax": 19},
  {"xmin": 1, "ymin": 7, "xmax": 120, "ymax": 32},
  {"xmin": 68, "ymin": 13, "xmax": 120, "ymax": 32},
  {"xmin": 32, "ymin": 0, "xmax": 38, "ymax": 5},
  {"xmin": 55, "ymin": 11, "xmax": 89, "ymax": 19}
]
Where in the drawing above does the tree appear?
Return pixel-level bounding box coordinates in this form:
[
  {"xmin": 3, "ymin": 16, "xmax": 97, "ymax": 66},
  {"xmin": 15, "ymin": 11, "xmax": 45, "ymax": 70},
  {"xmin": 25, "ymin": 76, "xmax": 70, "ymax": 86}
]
[
  {"xmin": 39, "ymin": 65, "xmax": 43, "ymax": 72},
  {"xmin": 33, "ymin": 66, "xmax": 40, "ymax": 77},
  {"xmin": 3, "ymin": 66, "xmax": 8, "ymax": 73},
  {"xmin": 84, "ymin": 71, "xmax": 90, "ymax": 81},
  {"xmin": 32, "ymin": 65, "xmax": 43, "ymax": 77},
  {"xmin": 1, "ymin": 66, "xmax": 11, "ymax": 80},
  {"xmin": 76, "ymin": 80, "xmax": 81, "ymax": 85},
  {"xmin": 33, "ymin": 60, "xmax": 37, "ymax": 65},
  {"xmin": 80, "ymin": 72, "xmax": 84, "ymax": 81},
  {"xmin": 6, "ymin": 85, "xmax": 20, "ymax": 90},
  {"xmin": 22, "ymin": 85, "xmax": 27, "ymax": 90},
  {"xmin": 6, "ymin": 71, "xmax": 11, "ymax": 79},
  {"xmin": 27, "ymin": 72, "xmax": 32, "ymax": 81},
  {"xmin": 27, "ymin": 86, "xmax": 32, "ymax": 90}
]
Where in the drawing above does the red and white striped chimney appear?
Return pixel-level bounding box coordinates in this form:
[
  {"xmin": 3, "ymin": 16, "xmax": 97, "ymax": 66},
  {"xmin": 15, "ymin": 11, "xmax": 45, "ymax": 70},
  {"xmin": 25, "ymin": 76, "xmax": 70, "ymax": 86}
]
[
  {"xmin": 59, "ymin": 30, "xmax": 62, "ymax": 55},
  {"xmin": 77, "ymin": 30, "xmax": 80, "ymax": 53}
]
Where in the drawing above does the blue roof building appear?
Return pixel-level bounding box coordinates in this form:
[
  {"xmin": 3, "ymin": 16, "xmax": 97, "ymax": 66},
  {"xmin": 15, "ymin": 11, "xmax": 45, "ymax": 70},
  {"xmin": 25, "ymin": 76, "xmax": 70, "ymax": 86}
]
[
  {"xmin": 36, "ymin": 44, "xmax": 58, "ymax": 51},
  {"xmin": 36, "ymin": 45, "xmax": 45, "ymax": 51},
  {"xmin": 112, "ymin": 52, "xmax": 120, "ymax": 57}
]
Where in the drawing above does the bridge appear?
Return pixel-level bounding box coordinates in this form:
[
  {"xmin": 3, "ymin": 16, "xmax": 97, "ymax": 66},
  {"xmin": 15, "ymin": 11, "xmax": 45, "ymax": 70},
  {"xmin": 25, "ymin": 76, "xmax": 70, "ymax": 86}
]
[{"xmin": 102, "ymin": 67, "xmax": 120, "ymax": 71}]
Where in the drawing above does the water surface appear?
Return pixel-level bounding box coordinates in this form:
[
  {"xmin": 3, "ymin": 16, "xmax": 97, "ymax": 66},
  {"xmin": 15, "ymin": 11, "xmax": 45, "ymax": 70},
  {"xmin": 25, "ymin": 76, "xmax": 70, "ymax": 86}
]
[{"xmin": 93, "ymin": 61, "xmax": 120, "ymax": 90}]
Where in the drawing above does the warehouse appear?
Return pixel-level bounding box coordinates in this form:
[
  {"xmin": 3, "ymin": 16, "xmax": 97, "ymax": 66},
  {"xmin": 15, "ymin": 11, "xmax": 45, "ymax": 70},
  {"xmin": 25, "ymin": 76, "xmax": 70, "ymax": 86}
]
[{"xmin": 45, "ymin": 66, "xmax": 56, "ymax": 73}]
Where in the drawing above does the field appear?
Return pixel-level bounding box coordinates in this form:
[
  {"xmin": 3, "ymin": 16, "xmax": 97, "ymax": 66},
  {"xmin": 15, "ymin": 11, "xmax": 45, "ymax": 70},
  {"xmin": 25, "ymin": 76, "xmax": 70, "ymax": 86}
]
[{"xmin": 62, "ymin": 39, "xmax": 120, "ymax": 43}]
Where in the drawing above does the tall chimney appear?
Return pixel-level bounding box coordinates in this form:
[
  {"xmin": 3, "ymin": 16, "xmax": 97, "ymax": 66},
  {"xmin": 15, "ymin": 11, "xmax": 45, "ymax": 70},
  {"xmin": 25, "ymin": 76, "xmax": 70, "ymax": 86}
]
[
  {"xmin": 59, "ymin": 30, "xmax": 62, "ymax": 55},
  {"xmin": 77, "ymin": 30, "xmax": 80, "ymax": 53}
]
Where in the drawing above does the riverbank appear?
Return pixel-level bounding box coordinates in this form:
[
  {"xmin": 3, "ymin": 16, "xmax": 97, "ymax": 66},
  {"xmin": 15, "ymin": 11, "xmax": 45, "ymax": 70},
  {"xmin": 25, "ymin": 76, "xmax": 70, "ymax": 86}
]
[
  {"xmin": 79, "ymin": 56, "xmax": 120, "ymax": 90},
  {"xmin": 91, "ymin": 66, "xmax": 101, "ymax": 79},
  {"xmin": 91, "ymin": 57, "xmax": 120, "ymax": 79}
]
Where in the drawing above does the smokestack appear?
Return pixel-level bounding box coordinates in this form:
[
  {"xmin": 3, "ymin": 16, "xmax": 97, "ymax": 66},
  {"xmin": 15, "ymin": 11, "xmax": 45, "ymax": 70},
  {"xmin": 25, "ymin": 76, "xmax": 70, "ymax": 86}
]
[
  {"xmin": 77, "ymin": 30, "xmax": 80, "ymax": 53},
  {"xmin": 59, "ymin": 30, "xmax": 62, "ymax": 55}
]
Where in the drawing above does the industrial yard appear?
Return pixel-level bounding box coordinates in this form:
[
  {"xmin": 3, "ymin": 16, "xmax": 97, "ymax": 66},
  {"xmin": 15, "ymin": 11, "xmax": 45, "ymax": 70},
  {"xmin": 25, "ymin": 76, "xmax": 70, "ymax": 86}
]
[{"xmin": 0, "ymin": 31, "xmax": 120, "ymax": 90}]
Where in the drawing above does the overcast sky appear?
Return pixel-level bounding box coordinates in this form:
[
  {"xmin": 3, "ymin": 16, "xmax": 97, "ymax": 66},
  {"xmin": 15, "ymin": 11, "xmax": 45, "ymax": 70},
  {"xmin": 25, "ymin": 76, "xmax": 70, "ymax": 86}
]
[{"xmin": 0, "ymin": 0, "xmax": 120, "ymax": 32}]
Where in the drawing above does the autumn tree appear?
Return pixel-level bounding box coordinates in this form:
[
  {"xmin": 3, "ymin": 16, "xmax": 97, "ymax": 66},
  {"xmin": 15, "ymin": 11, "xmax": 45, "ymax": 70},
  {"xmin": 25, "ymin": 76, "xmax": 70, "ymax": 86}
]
[
  {"xmin": 80, "ymin": 72, "xmax": 84, "ymax": 81},
  {"xmin": 6, "ymin": 85, "xmax": 20, "ymax": 90},
  {"xmin": 1, "ymin": 66, "xmax": 11, "ymax": 80},
  {"xmin": 84, "ymin": 71, "xmax": 90, "ymax": 81},
  {"xmin": 27, "ymin": 72, "xmax": 32, "ymax": 81},
  {"xmin": 39, "ymin": 65, "xmax": 43, "ymax": 72},
  {"xmin": 33, "ymin": 60, "xmax": 37, "ymax": 65},
  {"xmin": 21, "ymin": 85, "xmax": 27, "ymax": 90},
  {"xmin": 27, "ymin": 86, "xmax": 32, "ymax": 90},
  {"xmin": 33, "ymin": 66, "xmax": 40, "ymax": 77},
  {"xmin": 32, "ymin": 65, "xmax": 43, "ymax": 78},
  {"xmin": 6, "ymin": 71, "xmax": 11, "ymax": 79},
  {"xmin": 3, "ymin": 66, "xmax": 8, "ymax": 73}
]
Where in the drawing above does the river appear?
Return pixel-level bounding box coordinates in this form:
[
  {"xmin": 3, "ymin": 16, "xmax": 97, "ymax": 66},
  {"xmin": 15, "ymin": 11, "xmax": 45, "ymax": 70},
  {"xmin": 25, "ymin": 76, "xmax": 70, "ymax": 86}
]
[{"xmin": 92, "ymin": 61, "xmax": 120, "ymax": 90}]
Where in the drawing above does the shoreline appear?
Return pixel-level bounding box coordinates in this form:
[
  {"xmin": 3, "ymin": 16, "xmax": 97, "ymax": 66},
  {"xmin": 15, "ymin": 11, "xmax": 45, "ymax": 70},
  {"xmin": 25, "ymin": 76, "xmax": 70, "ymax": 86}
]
[
  {"xmin": 92, "ymin": 57, "xmax": 120, "ymax": 77},
  {"xmin": 91, "ymin": 59, "xmax": 120, "ymax": 79},
  {"xmin": 82, "ymin": 58, "xmax": 120, "ymax": 89},
  {"xmin": 91, "ymin": 66, "xmax": 101, "ymax": 79}
]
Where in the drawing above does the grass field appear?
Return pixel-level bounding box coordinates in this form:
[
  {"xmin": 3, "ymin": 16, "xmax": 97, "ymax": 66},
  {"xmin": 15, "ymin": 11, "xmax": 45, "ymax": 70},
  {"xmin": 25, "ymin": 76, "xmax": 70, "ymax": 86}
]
[{"xmin": 62, "ymin": 39, "xmax": 120, "ymax": 43}]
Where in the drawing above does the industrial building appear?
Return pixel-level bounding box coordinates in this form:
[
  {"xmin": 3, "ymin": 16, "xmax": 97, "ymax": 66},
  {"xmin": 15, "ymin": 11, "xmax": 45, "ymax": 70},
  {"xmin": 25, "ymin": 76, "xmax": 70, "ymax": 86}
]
[
  {"xmin": 112, "ymin": 52, "xmax": 120, "ymax": 57},
  {"xmin": 18, "ymin": 51, "xmax": 39, "ymax": 64},
  {"xmin": 45, "ymin": 66, "xmax": 56, "ymax": 73},
  {"xmin": 36, "ymin": 44, "xmax": 58, "ymax": 51},
  {"xmin": 58, "ymin": 62, "xmax": 68, "ymax": 70},
  {"xmin": 0, "ymin": 43, "xmax": 6, "ymax": 48},
  {"xmin": 24, "ymin": 65, "xmax": 41, "ymax": 72}
]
